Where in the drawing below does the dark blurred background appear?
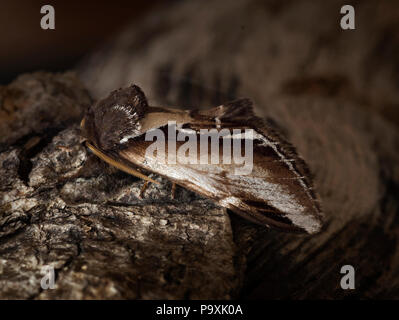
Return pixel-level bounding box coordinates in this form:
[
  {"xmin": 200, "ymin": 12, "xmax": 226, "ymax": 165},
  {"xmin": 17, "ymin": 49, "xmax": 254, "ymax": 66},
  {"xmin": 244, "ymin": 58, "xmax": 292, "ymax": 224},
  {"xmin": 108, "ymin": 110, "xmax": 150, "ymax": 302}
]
[
  {"xmin": 0, "ymin": 0, "xmax": 164, "ymax": 84},
  {"xmin": 3, "ymin": 0, "xmax": 399, "ymax": 127}
]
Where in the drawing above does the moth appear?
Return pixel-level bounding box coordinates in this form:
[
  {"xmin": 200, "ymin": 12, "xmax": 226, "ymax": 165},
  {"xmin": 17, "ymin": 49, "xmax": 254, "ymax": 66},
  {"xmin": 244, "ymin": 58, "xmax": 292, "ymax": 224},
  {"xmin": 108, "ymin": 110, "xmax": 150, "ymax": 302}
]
[{"xmin": 80, "ymin": 85, "xmax": 323, "ymax": 234}]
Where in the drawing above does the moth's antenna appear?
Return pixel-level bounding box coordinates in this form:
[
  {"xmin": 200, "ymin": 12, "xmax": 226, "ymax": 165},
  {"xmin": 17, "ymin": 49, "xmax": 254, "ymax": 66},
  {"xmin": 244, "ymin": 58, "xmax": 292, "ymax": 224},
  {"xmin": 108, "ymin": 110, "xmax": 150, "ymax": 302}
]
[{"xmin": 86, "ymin": 142, "xmax": 159, "ymax": 184}]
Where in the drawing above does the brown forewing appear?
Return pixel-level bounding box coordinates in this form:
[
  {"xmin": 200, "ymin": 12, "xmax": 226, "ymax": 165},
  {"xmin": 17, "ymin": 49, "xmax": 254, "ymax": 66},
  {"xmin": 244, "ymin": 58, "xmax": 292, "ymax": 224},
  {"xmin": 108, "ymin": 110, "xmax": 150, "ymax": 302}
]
[{"xmin": 117, "ymin": 100, "xmax": 322, "ymax": 233}]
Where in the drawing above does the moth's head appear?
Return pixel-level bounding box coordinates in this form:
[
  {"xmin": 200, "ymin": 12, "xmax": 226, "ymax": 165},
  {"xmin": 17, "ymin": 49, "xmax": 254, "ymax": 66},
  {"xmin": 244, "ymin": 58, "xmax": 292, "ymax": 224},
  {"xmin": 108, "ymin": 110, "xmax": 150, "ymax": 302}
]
[{"xmin": 81, "ymin": 85, "xmax": 148, "ymax": 151}]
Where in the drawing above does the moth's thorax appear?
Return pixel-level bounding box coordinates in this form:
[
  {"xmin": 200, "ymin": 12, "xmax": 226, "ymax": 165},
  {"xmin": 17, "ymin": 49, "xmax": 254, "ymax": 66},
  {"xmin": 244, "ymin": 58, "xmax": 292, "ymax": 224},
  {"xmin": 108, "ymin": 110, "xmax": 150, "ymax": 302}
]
[{"xmin": 83, "ymin": 85, "xmax": 149, "ymax": 151}]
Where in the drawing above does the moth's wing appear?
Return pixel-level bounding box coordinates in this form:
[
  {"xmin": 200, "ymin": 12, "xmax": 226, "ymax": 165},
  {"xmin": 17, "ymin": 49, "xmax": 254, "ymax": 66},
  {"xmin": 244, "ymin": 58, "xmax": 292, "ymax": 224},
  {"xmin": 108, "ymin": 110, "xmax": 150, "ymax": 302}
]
[
  {"xmin": 216, "ymin": 99, "xmax": 322, "ymax": 232},
  {"xmin": 119, "ymin": 100, "xmax": 323, "ymax": 233}
]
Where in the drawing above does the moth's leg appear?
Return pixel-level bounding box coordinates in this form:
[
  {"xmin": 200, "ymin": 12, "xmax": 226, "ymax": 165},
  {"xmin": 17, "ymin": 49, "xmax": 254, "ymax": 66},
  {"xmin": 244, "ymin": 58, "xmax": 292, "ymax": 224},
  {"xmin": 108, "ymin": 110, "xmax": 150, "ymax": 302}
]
[
  {"xmin": 139, "ymin": 181, "xmax": 150, "ymax": 199},
  {"xmin": 171, "ymin": 182, "xmax": 176, "ymax": 199}
]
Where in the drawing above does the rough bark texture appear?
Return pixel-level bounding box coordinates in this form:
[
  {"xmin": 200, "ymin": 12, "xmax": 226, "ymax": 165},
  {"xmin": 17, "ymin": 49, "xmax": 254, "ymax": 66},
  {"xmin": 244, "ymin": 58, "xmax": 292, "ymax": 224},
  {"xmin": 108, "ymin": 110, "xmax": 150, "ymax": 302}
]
[
  {"xmin": 1, "ymin": 0, "xmax": 399, "ymax": 299},
  {"xmin": 0, "ymin": 72, "xmax": 91, "ymax": 148}
]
